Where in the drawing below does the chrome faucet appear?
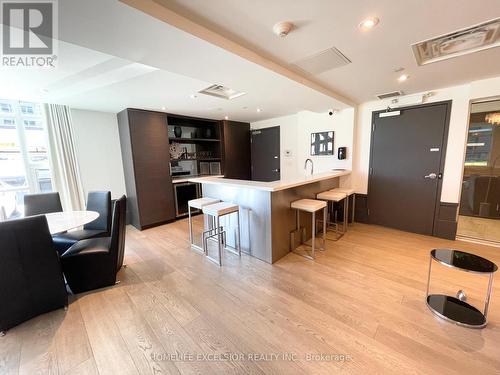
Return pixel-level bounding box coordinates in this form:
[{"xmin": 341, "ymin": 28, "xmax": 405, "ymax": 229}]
[{"xmin": 304, "ymin": 158, "xmax": 314, "ymax": 175}]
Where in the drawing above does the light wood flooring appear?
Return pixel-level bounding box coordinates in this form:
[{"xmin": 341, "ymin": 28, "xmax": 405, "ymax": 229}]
[{"xmin": 1, "ymin": 218, "xmax": 500, "ymax": 375}]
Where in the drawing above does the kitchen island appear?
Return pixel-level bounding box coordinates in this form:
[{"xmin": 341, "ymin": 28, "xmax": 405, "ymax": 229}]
[{"xmin": 189, "ymin": 170, "xmax": 351, "ymax": 263}]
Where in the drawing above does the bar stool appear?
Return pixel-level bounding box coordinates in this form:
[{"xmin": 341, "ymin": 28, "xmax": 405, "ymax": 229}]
[
  {"xmin": 330, "ymin": 187, "xmax": 356, "ymax": 224},
  {"xmin": 202, "ymin": 202, "xmax": 241, "ymax": 266},
  {"xmin": 188, "ymin": 197, "xmax": 220, "ymax": 253},
  {"xmin": 290, "ymin": 199, "xmax": 327, "ymax": 260},
  {"xmin": 316, "ymin": 190, "xmax": 348, "ymax": 239}
]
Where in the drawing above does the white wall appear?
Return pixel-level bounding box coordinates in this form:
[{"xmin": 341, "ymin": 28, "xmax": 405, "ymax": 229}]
[
  {"xmin": 71, "ymin": 109, "xmax": 126, "ymax": 199},
  {"xmin": 352, "ymin": 75, "xmax": 500, "ymax": 204},
  {"xmin": 251, "ymin": 109, "xmax": 355, "ymax": 184}
]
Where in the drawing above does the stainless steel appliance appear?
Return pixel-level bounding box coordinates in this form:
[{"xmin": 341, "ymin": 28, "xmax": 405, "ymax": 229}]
[{"xmin": 173, "ymin": 182, "xmax": 201, "ymax": 218}]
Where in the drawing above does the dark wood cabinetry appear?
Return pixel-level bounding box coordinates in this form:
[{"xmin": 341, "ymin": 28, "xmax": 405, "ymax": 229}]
[
  {"xmin": 117, "ymin": 109, "xmax": 251, "ymax": 230},
  {"xmin": 222, "ymin": 120, "xmax": 251, "ymax": 180},
  {"xmin": 117, "ymin": 109, "xmax": 176, "ymax": 229}
]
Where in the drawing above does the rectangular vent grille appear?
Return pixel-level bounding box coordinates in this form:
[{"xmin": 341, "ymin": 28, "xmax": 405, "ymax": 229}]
[
  {"xmin": 292, "ymin": 47, "xmax": 351, "ymax": 75},
  {"xmin": 198, "ymin": 84, "xmax": 246, "ymax": 100},
  {"xmin": 376, "ymin": 91, "xmax": 404, "ymax": 100},
  {"xmin": 412, "ymin": 17, "xmax": 500, "ymax": 65}
]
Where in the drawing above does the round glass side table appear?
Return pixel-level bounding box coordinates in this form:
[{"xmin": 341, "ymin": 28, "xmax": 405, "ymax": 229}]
[{"xmin": 426, "ymin": 249, "xmax": 498, "ymax": 329}]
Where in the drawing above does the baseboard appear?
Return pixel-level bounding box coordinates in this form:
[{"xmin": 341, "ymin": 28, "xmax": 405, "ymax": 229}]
[
  {"xmin": 456, "ymin": 235, "xmax": 500, "ymax": 248},
  {"xmin": 433, "ymin": 202, "xmax": 458, "ymax": 240},
  {"xmin": 354, "ymin": 194, "xmax": 369, "ymax": 224}
]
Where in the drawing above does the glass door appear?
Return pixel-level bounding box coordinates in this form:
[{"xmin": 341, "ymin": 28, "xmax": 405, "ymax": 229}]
[{"xmin": 458, "ymin": 99, "xmax": 500, "ymax": 243}]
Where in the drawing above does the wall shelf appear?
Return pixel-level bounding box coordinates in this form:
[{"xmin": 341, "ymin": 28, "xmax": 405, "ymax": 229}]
[
  {"xmin": 169, "ymin": 138, "xmax": 220, "ymax": 143},
  {"xmin": 171, "ymin": 158, "xmax": 221, "ymax": 162}
]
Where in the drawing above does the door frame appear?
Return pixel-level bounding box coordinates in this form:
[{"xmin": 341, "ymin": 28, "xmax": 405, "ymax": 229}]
[{"xmin": 367, "ymin": 100, "xmax": 452, "ymax": 236}]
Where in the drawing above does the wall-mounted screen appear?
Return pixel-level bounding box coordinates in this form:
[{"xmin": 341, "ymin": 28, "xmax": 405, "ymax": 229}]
[{"xmin": 310, "ymin": 131, "xmax": 334, "ymax": 155}]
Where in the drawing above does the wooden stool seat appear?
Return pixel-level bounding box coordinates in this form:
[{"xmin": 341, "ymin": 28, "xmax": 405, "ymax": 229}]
[
  {"xmin": 330, "ymin": 187, "xmax": 355, "ymax": 196},
  {"xmin": 316, "ymin": 191, "xmax": 347, "ymax": 202},
  {"xmin": 188, "ymin": 197, "xmax": 220, "ymax": 209},
  {"xmin": 291, "ymin": 199, "xmax": 327, "ymax": 212},
  {"xmin": 202, "ymin": 202, "xmax": 239, "ymax": 217}
]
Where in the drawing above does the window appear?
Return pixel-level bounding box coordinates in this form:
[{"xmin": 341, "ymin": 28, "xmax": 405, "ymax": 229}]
[
  {"xmin": 0, "ymin": 118, "xmax": 16, "ymax": 129},
  {"xmin": 0, "ymin": 103, "xmax": 12, "ymax": 113},
  {"xmin": 0, "ymin": 100, "xmax": 53, "ymax": 218},
  {"xmin": 20, "ymin": 103, "xmax": 36, "ymax": 115}
]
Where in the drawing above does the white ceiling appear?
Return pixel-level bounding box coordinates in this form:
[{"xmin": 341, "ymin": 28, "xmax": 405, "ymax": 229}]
[
  {"xmin": 0, "ymin": 0, "xmax": 351, "ymax": 122},
  {"xmin": 157, "ymin": 0, "xmax": 500, "ymax": 102},
  {"xmin": 2, "ymin": 0, "xmax": 499, "ymax": 121}
]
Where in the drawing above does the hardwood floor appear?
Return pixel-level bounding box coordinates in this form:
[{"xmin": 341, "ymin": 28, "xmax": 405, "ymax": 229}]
[{"xmin": 1, "ymin": 218, "xmax": 500, "ymax": 374}]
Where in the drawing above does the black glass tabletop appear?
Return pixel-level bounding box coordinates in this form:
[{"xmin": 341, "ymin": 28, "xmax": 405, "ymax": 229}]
[
  {"xmin": 427, "ymin": 294, "xmax": 486, "ymax": 328},
  {"xmin": 431, "ymin": 249, "xmax": 498, "ymax": 274}
]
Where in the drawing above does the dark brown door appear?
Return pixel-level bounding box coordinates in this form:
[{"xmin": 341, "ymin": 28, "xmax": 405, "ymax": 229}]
[
  {"xmin": 222, "ymin": 120, "xmax": 251, "ymax": 180},
  {"xmin": 127, "ymin": 110, "xmax": 176, "ymax": 227},
  {"xmin": 368, "ymin": 102, "xmax": 450, "ymax": 235},
  {"xmin": 251, "ymin": 126, "xmax": 280, "ymax": 182}
]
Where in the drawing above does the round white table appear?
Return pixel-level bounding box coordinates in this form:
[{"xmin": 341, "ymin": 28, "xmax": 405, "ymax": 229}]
[{"xmin": 45, "ymin": 211, "xmax": 99, "ymax": 235}]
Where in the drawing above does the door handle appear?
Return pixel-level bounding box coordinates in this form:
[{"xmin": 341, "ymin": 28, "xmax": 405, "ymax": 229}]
[
  {"xmin": 272, "ymin": 169, "xmax": 280, "ymax": 172},
  {"xmin": 424, "ymin": 173, "xmax": 437, "ymax": 180}
]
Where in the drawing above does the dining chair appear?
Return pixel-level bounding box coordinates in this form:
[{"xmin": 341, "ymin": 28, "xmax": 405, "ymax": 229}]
[
  {"xmin": 24, "ymin": 192, "xmax": 63, "ymax": 217},
  {"xmin": 52, "ymin": 191, "xmax": 112, "ymax": 254},
  {"xmin": 61, "ymin": 195, "xmax": 126, "ymax": 294},
  {"xmin": 0, "ymin": 215, "xmax": 68, "ymax": 335}
]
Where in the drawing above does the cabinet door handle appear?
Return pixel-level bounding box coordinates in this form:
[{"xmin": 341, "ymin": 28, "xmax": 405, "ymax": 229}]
[{"xmin": 424, "ymin": 173, "xmax": 437, "ymax": 180}]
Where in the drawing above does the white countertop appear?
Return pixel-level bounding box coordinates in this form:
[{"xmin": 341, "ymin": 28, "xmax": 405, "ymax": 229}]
[
  {"xmin": 188, "ymin": 170, "xmax": 351, "ymax": 192},
  {"xmin": 172, "ymin": 175, "xmax": 224, "ymax": 184}
]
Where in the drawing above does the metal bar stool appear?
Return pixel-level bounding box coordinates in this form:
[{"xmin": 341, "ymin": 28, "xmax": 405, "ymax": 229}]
[
  {"xmin": 316, "ymin": 190, "xmax": 348, "ymax": 240},
  {"xmin": 290, "ymin": 199, "xmax": 327, "ymax": 260},
  {"xmin": 188, "ymin": 197, "xmax": 220, "ymax": 253},
  {"xmin": 330, "ymin": 187, "xmax": 356, "ymax": 225},
  {"xmin": 202, "ymin": 202, "xmax": 241, "ymax": 266}
]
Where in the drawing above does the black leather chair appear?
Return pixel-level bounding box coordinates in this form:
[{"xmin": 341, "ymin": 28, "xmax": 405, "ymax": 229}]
[
  {"xmin": 53, "ymin": 191, "xmax": 112, "ymax": 253},
  {"xmin": 61, "ymin": 195, "xmax": 126, "ymax": 294},
  {"xmin": 0, "ymin": 215, "xmax": 68, "ymax": 335},
  {"xmin": 24, "ymin": 192, "xmax": 63, "ymax": 216}
]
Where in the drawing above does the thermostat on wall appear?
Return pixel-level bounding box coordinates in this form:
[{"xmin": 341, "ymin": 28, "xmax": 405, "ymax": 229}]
[{"xmin": 338, "ymin": 147, "xmax": 347, "ymax": 160}]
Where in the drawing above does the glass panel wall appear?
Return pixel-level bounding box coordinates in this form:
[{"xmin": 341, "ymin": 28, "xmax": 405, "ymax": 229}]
[
  {"xmin": 0, "ymin": 100, "xmax": 53, "ymax": 219},
  {"xmin": 458, "ymin": 99, "xmax": 500, "ymax": 243}
]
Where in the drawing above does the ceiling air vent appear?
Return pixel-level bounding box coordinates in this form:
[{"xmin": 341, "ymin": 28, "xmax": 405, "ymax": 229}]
[
  {"xmin": 292, "ymin": 47, "xmax": 351, "ymax": 75},
  {"xmin": 376, "ymin": 91, "xmax": 404, "ymax": 100},
  {"xmin": 412, "ymin": 17, "xmax": 500, "ymax": 65},
  {"xmin": 198, "ymin": 84, "xmax": 246, "ymax": 100}
]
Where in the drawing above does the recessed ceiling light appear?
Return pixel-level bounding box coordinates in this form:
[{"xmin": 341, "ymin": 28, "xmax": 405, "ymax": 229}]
[
  {"xmin": 224, "ymin": 115, "xmax": 229, "ymax": 120},
  {"xmin": 161, "ymin": 106, "xmax": 166, "ymax": 110},
  {"xmin": 359, "ymin": 16, "xmax": 379, "ymax": 31},
  {"xmin": 256, "ymin": 108, "xmax": 262, "ymax": 112},
  {"xmin": 398, "ymin": 74, "xmax": 409, "ymax": 82}
]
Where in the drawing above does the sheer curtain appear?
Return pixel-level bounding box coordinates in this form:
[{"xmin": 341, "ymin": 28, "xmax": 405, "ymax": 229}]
[{"xmin": 44, "ymin": 104, "xmax": 85, "ymax": 211}]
